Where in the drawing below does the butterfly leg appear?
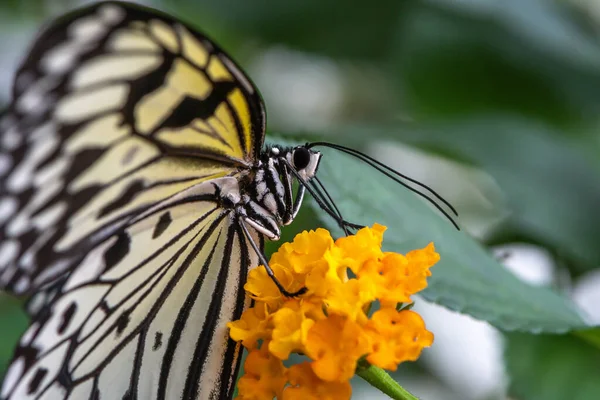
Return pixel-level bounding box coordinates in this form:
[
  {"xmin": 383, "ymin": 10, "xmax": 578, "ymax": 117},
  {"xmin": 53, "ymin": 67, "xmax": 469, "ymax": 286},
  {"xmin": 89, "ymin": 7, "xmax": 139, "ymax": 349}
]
[{"xmin": 237, "ymin": 214, "xmax": 307, "ymax": 298}]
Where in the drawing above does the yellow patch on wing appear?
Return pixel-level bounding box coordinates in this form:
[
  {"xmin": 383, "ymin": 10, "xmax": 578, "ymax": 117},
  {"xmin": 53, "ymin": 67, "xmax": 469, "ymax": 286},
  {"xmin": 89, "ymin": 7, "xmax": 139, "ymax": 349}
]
[
  {"xmin": 178, "ymin": 24, "xmax": 209, "ymax": 69},
  {"xmin": 148, "ymin": 19, "xmax": 179, "ymax": 53},
  {"xmin": 207, "ymin": 55, "xmax": 232, "ymax": 82},
  {"xmin": 228, "ymin": 88, "xmax": 253, "ymax": 156},
  {"xmin": 156, "ymin": 125, "xmax": 237, "ymax": 156},
  {"xmin": 134, "ymin": 58, "xmax": 212, "ymax": 134},
  {"xmin": 205, "ymin": 101, "xmax": 243, "ymax": 157},
  {"xmin": 64, "ymin": 114, "xmax": 129, "ymax": 153},
  {"xmin": 68, "ymin": 136, "xmax": 158, "ymax": 192}
]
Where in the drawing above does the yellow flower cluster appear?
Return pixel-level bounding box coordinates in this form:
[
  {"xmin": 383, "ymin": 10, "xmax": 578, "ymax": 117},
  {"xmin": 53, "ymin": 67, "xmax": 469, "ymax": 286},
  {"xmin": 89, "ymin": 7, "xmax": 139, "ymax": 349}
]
[{"xmin": 228, "ymin": 224, "xmax": 439, "ymax": 400}]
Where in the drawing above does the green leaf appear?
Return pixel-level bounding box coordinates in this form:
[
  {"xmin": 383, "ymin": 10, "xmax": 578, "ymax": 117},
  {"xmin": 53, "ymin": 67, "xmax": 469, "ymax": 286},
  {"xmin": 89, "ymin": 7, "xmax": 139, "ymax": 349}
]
[
  {"xmin": 505, "ymin": 331, "xmax": 600, "ymax": 400},
  {"xmin": 277, "ymin": 136, "xmax": 589, "ymax": 333}
]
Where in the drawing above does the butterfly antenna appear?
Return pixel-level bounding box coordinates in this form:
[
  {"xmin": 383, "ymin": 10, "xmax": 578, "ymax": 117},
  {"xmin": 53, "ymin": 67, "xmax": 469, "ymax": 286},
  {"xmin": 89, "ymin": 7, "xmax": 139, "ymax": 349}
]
[
  {"xmin": 309, "ymin": 179, "xmax": 350, "ymax": 235},
  {"xmin": 308, "ymin": 141, "xmax": 460, "ymax": 230},
  {"xmin": 312, "ymin": 176, "xmax": 354, "ymax": 235}
]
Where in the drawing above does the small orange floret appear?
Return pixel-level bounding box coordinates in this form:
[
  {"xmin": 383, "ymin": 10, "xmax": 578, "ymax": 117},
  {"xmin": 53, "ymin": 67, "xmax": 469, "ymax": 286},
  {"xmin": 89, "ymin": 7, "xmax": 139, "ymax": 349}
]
[
  {"xmin": 244, "ymin": 263, "xmax": 300, "ymax": 310},
  {"xmin": 304, "ymin": 314, "xmax": 371, "ymax": 382},
  {"xmin": 236, "ymin": 345, "xmax": 286, "ymax": 400},
  {"xmin": 269, "ymin": 305, "xmax": 314, "ymax": 360},
  {"xmin": 365, "ymin": 309, "xmax": 434, "ymax": 370},
  {"xmin": 335, "ymin": 223, "xmax": 386, "ymax": 274},
  {"xmin": 227, "ymin": 304, "xmax": 269, "ymax": 349},
  {"xmin": 322, "ymin": 279, "xmax": 374, "ymax": 324},
  {"xmin": 271, "ymin": 228, "xmax": 334, "ymax": 275},
  {"xmin": 282, "ymin": 362, "xmax": 352, "ymax": 400}
]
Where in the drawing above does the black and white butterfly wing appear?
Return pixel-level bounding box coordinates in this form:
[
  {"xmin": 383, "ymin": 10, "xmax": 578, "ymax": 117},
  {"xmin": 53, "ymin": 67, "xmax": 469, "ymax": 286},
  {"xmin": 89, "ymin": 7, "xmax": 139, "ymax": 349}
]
[
  {"xmin": 1, "ymin": 182, "xmax": 261, "ymax": 399},
  {"xmin": 0, "ymin": 0, "xmax": 265, "ymax": 295},
  {"xmin": 0, "ymin": 1, "xmax": 268, "ymax": 399}
]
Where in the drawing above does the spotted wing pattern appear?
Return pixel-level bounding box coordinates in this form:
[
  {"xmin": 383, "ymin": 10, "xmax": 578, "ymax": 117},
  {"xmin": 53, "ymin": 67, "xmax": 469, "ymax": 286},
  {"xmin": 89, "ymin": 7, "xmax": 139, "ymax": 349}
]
[
  {"xmin": 1, "ymin": 181, "xmax": 261, "ymax": 399},
  {"xmin": 0, "ymin": 1, "xmax": 266, "ymax": 294}
]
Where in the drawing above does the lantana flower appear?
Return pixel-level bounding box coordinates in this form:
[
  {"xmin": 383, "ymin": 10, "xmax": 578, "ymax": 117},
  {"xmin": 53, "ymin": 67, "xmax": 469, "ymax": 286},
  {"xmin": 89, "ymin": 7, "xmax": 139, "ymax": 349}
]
[{"xmin": 228, "ymin": 224, "xmax": 440, "ymax": 400}]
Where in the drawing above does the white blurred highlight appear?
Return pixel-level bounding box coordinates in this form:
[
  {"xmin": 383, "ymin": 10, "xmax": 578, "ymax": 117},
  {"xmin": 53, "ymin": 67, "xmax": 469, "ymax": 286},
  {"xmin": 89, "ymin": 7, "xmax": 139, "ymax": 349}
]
[
  {"xmin": 492, "ymin": 244, "xmax": 555, "ymax": 287},
  {"xmin": 572, "ymin": 270, "xmax": 600, "ymax": 324},
  {"xmin": 249, "ymin": 47, "xmax": 344, "ymax": 132},
  {"xmin": 415, "ymin": 300, "xmax": 506, "ymax": 400}
]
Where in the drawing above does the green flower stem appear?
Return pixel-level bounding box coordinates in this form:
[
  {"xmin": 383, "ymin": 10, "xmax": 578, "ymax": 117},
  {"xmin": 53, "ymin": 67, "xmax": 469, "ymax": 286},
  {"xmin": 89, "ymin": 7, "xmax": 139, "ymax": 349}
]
[{"xmin": 357, "ymin": 364, "xmax": 419, "ymax": 400}]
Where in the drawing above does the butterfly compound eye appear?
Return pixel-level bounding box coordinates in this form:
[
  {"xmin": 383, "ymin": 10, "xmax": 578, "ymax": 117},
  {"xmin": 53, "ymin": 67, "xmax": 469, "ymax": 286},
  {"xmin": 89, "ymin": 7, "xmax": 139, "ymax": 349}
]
[{"xmin": 292, "ymin": 147, "xmax": 311, "ymax": 170}]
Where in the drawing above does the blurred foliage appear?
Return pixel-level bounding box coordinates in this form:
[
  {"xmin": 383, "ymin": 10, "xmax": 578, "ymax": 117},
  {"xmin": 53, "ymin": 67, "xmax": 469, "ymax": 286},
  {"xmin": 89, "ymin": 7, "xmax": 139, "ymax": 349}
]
[
  {"xmin": 505, "ymin": 331, "xmax": 600, "ymax": 400},
  {"xmin": 1, "ymin": 0, "xmax": 600, "ymax": 399},
  {"xmin": 0, "ymin": 0, "xmax": 72, "ymax": 19},
  {"xmin": 0, "ymin": 296, "xmax": 27, "ymax": 380},
  {"xmin": 392, "ymin": 0, "xmax": 600, "ymax": 125},
  {"xmin": 169, "ymin": 0, "xmax": 408, "ymax": 60}
]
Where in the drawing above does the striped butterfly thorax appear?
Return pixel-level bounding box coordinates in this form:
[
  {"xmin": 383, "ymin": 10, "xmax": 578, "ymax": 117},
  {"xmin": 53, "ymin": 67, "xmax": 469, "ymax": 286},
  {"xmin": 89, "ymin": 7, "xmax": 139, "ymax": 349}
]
[{"xmin": 0, "ymin": 1, "xmax": 322, "ymax": 399}]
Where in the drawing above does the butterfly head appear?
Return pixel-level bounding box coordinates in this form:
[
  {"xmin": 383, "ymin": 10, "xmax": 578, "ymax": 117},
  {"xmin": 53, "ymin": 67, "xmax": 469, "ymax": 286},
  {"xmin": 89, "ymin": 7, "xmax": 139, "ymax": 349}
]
[
  {"xmin": 269, "ymin": 145, "xmax": 322, "ymax": 182},
  {"xmin": 288, "ymin": 146, "xmax": 322, "ymax": 181}
]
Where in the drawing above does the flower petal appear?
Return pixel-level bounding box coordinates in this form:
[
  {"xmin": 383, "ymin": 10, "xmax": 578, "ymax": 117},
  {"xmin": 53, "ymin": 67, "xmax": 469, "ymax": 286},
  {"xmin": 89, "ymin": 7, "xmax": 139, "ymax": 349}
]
[
  {"xmin": 305, "ymin": 315, "xmax": 370, "ymax": 382},
  {"xmin": 283, "ymin": 362, "xmax": 352, "ymax": 400},
  {"xmin": 245, "ymin": 263, "xmax": 301, "ymax": 310},
  {"xmin": 365, "ymin": 309, "xmax": 434, "ymax": 370},
  {"xmin": 236, "ymin": 344, "xmax": 287, "ymax": 400},
  {"xmin": 227, "ymin": 304, "xmax": 270, "ymax": 349},
  {"xmin": 271, "ymin": 228, "xmax": 335, "ymax": 275},
  {"xmin": 269, "ymin": 304, "xmax": 315, "ymax": 360},
  {"xmin": 335, "ymin": 224, "xmax": 385, "ymax": 274}
]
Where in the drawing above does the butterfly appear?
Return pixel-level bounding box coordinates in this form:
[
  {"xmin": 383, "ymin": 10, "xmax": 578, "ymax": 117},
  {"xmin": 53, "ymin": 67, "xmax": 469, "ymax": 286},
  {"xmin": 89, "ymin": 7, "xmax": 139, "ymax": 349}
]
[{"xmin": 0, "ymin": 1, "xmax": 458, "ymax": 399}]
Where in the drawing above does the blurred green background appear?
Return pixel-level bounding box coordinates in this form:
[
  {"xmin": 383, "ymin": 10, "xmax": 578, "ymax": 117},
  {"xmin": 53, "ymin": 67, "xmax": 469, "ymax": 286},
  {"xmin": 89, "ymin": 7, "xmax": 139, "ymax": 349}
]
[{"xmin": 2, "ymin": 0, "xmax": 600, "ymax": 399}]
